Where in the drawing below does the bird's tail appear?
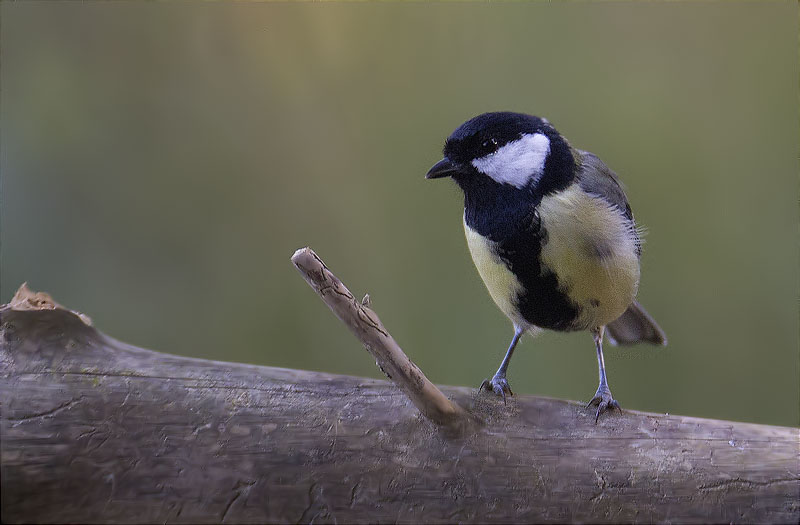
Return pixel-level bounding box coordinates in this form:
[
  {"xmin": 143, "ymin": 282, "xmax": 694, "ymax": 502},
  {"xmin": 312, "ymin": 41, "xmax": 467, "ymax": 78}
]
[{"xmin": 605, "ymin": 300, "xmax": 667, "ymax": 346}]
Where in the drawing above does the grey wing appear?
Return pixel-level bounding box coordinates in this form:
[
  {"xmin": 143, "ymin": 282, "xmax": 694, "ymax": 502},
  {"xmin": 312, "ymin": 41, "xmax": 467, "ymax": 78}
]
[
  {"xmin": 578, "ymin": 151, "xmax": 666, "ymax": 345},
  {"xmin": 575, "ymin": 150, "xmax": 634, "ymax": 222}
]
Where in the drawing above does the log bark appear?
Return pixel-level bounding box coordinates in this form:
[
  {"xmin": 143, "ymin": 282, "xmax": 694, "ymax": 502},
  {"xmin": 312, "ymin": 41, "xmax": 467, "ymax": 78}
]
[{"xmin": 1, "ymin": 280, "xmax": 798, "ymax": 523}]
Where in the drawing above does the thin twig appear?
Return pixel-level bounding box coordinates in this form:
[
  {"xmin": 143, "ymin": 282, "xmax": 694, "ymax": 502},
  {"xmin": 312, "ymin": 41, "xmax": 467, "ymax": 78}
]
[{"xmin": 291, "ymin": 247, "xmax": 474, "ymax": 430}]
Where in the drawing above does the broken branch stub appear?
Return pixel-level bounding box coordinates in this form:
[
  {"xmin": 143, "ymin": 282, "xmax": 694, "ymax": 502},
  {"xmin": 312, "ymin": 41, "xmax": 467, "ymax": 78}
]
[{"xmin": 291, "ymin": 247, "xmax": 473, "ymax": 430}]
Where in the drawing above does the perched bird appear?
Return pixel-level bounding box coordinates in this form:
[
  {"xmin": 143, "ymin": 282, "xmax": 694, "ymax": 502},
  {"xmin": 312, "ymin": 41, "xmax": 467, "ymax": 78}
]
[{"xmin": 426, "ymin": 112, "xmax": 666, "ymax": 421}]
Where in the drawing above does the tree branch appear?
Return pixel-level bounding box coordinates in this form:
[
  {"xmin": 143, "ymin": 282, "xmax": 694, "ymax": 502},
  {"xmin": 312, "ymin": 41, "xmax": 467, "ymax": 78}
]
[{"xmin": 1, "ymin": 272, "xmax": 798, "ymax": 524}]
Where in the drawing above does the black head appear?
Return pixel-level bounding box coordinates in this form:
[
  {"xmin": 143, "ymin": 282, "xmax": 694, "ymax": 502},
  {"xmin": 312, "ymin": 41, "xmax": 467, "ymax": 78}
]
[{"xmin": 426, "ymin": 112, "xmax": 576, "ymax": 196}]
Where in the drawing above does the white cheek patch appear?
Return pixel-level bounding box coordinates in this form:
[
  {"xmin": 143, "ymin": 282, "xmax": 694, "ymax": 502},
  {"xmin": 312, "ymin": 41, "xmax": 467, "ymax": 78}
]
[{"xmin": 471, "ymin": 133, "xmax": 551, "ymax": 188}]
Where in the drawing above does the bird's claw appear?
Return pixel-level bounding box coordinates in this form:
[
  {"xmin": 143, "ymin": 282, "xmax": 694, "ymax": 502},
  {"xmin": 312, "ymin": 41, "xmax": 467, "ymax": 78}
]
[
  {"xmin": 586, "ymin": 387, "xmax": 621, "ymax": 423},
  {"xmin": 480, "ymin": 375, "xmax": 513, "ymax": 404}
]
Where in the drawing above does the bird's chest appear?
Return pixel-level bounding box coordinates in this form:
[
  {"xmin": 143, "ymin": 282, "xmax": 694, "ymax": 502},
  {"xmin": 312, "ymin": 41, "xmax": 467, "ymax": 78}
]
[
  {"xmin": 537, "ymin": 186, "xmax": 641, "ymax": 329},
  {"xmin": 464, "ymin": 222, "xmax": 527, "ymax": 326},
  {"xmin": 462, "ymin": 185, "xmax": 640, "ymax": 331}
]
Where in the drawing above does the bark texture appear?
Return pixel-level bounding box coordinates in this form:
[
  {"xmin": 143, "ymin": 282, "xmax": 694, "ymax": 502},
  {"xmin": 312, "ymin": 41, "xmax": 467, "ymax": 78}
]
[{"xmin": 1, "ymin": 306, "xmax": 798, "ymax": 524}]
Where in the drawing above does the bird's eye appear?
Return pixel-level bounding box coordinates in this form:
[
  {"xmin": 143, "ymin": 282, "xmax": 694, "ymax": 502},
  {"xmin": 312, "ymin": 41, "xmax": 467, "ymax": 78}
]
[{"xmin": 481, "ymin": 137, "xmax": 499, "ymax": 155}]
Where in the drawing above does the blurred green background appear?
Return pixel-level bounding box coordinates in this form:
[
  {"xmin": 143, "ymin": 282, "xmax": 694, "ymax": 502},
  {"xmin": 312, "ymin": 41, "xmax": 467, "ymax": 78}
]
[{"xmin": 2, "ymin": 2, "xmax": 797, "ymax": 427}]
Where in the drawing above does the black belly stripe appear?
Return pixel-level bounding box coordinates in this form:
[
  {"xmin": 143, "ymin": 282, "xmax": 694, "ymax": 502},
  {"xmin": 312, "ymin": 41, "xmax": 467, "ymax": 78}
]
[
  {"xmin": 462, "ymin": 180, "xmax": 581, "ymax": 332},
  {"xmin": 497, "ymin": 223, "xmax": 581, "ymax": 331}
]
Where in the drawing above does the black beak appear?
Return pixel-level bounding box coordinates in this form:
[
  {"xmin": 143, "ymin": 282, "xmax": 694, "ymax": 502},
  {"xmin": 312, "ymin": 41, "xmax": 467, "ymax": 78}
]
[{"xmin": 425, "ymin": 158, "xmax": 460, "ymax": 179}]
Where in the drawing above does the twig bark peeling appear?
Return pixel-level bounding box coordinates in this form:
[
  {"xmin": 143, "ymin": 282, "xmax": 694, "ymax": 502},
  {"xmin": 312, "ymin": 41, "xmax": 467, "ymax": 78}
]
[{"xmin": 291, "ymin": 247, "xmax": 473, "ymax": 430}]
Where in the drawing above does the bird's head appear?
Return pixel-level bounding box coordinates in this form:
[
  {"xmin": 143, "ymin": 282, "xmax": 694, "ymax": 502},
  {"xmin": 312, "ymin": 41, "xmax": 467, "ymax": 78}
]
[{"xmin": 426, "ymin": 112, "xmax": 576, "ymax": 196}]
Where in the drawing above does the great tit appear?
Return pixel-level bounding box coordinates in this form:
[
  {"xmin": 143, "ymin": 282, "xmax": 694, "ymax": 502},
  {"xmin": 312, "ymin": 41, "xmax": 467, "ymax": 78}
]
[{"xmin": 426, "ymin": 111, "xmax": 666, "ymax": 421}]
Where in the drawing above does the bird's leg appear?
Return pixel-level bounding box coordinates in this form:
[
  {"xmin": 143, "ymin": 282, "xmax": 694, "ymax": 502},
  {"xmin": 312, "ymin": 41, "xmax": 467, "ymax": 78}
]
[
  {"xmin": 586, "ymin": 326, "xmax": 621, "ymax": 422},
  {"xmin": 480, "ymin": 326, "xmax": 524, "ymax": 404}
]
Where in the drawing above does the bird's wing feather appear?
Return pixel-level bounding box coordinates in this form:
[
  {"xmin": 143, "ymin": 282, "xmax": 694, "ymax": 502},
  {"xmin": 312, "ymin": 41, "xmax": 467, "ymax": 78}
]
[{"xmin": 575, "ymin": 150, "xmax": 634, "ymax": 222}]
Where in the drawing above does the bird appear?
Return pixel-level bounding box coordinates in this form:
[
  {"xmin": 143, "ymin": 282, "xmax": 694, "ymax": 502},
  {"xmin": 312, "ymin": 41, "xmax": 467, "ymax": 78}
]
[{"xmin": 426, "ymin": 111, "xmax": 666, "ymax": 422}]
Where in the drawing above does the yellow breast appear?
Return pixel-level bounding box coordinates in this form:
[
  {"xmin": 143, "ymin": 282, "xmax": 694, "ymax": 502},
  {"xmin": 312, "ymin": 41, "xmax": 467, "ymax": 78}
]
[
  {"xmin": 463, "ymin": 222, "xmax": 527, "ymax": 327},
  {"xmin": 538, "ymin": 184, "xmax": 640, "ymax": 329}
]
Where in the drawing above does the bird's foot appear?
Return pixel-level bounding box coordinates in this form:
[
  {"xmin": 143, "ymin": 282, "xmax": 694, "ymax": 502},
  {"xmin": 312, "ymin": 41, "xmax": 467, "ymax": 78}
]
[
  {"xmin": 480, "ymin": 374, "xmax": 513, "ymax": 404},
  {"xmin": 586, "ymin": 386, "xmax": 621, "ymax": 423}
]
